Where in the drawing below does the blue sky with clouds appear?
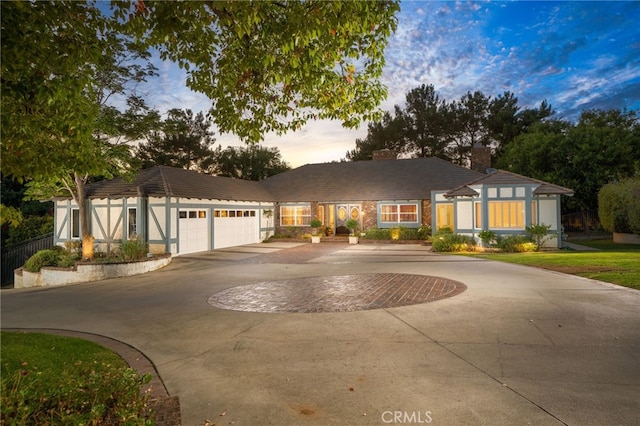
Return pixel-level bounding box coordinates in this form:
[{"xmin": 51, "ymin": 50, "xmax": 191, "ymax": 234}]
[{"xmin": 140, "ymin": 1, "xmax": 640, "ymax": 168}]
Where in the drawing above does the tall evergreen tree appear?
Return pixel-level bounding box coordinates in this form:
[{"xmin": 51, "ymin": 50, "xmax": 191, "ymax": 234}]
[{"xmin": 137, "ymin": 109, "xmax": 217, "ymax": 172}]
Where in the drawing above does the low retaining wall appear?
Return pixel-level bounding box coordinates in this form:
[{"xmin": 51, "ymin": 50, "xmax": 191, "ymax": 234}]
[
  {"xmin": 14, "ymin": 255, "xmax": 172, "ymax": 289},
  {"xmin": 613, "ymin": 232, "xmax": 640, "ymax": 245}
]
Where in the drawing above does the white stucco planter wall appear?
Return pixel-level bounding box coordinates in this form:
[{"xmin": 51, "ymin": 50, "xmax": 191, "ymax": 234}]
[
  {"xmin": 14, "ymin": 255, "xmax": 172, "ymax": 289},
  {"xmin": 613, "ymin": 232, "xmax": 640, "ymax": 244}
]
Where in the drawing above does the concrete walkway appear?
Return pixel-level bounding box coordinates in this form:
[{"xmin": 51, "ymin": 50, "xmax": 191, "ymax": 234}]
[{"xmin": 2, "ymin": 243, "xmax": 639, "ymax": 425}]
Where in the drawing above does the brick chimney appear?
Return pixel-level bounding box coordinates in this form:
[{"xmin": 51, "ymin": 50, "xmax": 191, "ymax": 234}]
[
  {"xmin": 372, "ymin": 149, "xmax": 398, "ymax": 161},
  {"xmin": 471, "ymin": 144, "xmax": 492, "ymax": 173}
]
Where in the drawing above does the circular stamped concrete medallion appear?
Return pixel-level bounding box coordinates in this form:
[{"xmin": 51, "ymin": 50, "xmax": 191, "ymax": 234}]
[{"xmin": 208, "ymin": 273, "xmax": 466, "ymax": 313}]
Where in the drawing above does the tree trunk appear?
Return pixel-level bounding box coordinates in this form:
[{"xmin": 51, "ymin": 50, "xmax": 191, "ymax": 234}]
[{"xmin": 74, "ymin": 172, "xmax": 95, "ymax": 260}]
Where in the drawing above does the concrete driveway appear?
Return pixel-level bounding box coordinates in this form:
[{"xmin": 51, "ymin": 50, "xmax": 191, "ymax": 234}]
[{"xmin": 2, "ymin": 243, "xmax": 639, "ymax": 425}]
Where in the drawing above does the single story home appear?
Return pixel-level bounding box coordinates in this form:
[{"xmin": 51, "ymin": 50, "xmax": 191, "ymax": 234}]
[{"xmin": 54, "ymin": 148, "xmax": 573, "ymax": 255}]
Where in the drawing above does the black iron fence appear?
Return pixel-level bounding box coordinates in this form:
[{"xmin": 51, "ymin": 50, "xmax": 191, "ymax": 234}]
[
  {"xmin": 561, "ymin": 210, "xmax": 601, "ymax": 236},
  {"xmin": 1, "ymin": 232, "xmax": 54, "ymax": 286}
]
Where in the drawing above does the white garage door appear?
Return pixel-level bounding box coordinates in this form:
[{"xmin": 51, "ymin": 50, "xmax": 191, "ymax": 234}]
[
  {"xmin": 178, "ymin": 209, "xmax": 209, "ymax": 254},
  {"xmin": 214, "ymin": 209, "xmax": 259, "ymax": 249}
]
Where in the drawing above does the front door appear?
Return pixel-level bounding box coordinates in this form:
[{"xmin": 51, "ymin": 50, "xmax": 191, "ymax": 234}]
[{"xmin": 336, "ymin": 204, "xmax": 361, "ymax": 234}]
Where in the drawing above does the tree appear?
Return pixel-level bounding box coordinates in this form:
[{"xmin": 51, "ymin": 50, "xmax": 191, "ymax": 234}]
[
  {"xmin": 498, "ymin": 109, "xmax": 639, "ymax": 211},
  {"xmin": 1, "ymin": 1, "xmax": 157, "ymax": 260},
  {"xmin": 137, "ymin": 109, "xmax": 216, "ymax": 172},
  {"xmin": 399, "ymin": 84, "xmax": 450, "ymax": 159},
  {"xmin": 449, "ymin": 91, "xmax": 491, "ymax": 165},
  {"xmin": 213, "ymin": 145, "xmax": 290, "ymax": 181},
  {"xmin": 345, "ymin": 111, "xmax": 404, "ymax": 161},
  {"xmin": 598, "ymin": 178, "xmax": 640, "ymax": 235},
  {"xmin": 114, "ymin": 0, "xmax": 400, "ymax": 142}
]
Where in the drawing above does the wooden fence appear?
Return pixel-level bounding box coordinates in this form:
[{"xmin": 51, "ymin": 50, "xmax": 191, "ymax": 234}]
[{"xmin": 1, "ymin": 233, "xmax": 54, "ymax": 286}]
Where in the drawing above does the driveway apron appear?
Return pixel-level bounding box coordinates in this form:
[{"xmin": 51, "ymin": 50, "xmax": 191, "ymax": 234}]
[{"xmin": 2, "ymin": 243, "xmax": 639, "ymax": 425}]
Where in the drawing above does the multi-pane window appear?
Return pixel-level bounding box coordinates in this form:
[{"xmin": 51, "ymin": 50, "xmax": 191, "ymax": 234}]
[
  {"xmin": 380, "ymin": 203, "xmax": 418, "ymax": 224},
  {"xmin": 436, "ymin": 204, "xmax": 454, "ymax": 230},
  {"xmin": 489, "ymin": 201, "xmax": 524, "ymax": 228},
  {"xmin": 280, "ymin": 206, "xmax": 311, "ymax": 226},
  {"xmin": 213, "ymin": 209, "xmax": 255, "ymax": 218}
]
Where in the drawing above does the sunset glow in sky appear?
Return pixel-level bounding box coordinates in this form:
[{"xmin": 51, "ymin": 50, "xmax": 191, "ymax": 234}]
[{"xmin": 139, "ymin": 1, "xmax": 640, "ymax": 168}]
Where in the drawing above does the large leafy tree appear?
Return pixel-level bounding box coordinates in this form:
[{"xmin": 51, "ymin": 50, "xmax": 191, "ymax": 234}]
[
  {"xmin": 213, "ymin": 145, "xmax": 290, "ymax": 181},
  {"xmin": 1, "ymin": 1, "xmax": 157, "ymax": 259},
  {"xmin": 498, "ymin": 109, "xmax": 639, "ymax": 211},
  {"xmin": 2, "ymin": 1, "xmax": 399, "ymax": 259},
  {"xmin": 115, "ymin": 0, "xmax": 400, "ymax": 142},
  {"xmin": 137, "ymin": 109, "xmax": 216, "ymax": 172}
]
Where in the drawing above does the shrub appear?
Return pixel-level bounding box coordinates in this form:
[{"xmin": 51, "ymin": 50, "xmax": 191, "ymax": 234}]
[
  {"xmin": 120, "ymin": 238, "xmax": 148, "ymax": 261},
  {"xmin": 397, "ymin": 226, "xmax": 420, "ymax": 240},
  {"xmin": 496, "ymin": 235, "xmax": 537, "ymax": 253},
  {"xmin": 417, "ymin": 225, "xmax": 432, "ymax": 240},
  {"xmin": 526, "ymin": 223, "xmax": 552, "ymax": 251},
  {"xmin": 23, "ymin": 249, "xmax": 61, "ymax": 272},
  {"xmin": 23, "ymin": 247, "xmax": 80, "ymax": 271},
  {"xmin": 478, "ymin": 230, "xmax": 497, "ymax": 247},
  {"xmin": 1, "ymin": 332, "xmax": 152, "ymax": 425},
  {"xmin": 362, "ymin": 228, "xmax": 391, "ymax": 240},
  {"xmin": 599, "ymin": 178, "xmax": 640, "ymax": 235},
  {"xmin": 346, "ymin": 219, "xmax": 359, "ymax": 235},
  {"xmin": 361, "ymin": 226, "xmax": 430, "ymax": 241},
  {"xmin": 57, "ymin": 252, "xmax": 81, "ymax": 268},
  {"xmin": 432, "ymin": 231, "xmax": 476, "ymax": 252}
]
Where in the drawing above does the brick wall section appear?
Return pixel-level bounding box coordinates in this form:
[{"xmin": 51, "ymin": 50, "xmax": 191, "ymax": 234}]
[
  {"xmin": 471, "ymin": 145, "xmax": 491, "ymax": 173},
  {"xmin": 422, "ymin": 200, "xmax": 432, "ymax": 226},
  {"xmin": 362, "ymin": 201, "xmax": 377, "ymax": 230}
]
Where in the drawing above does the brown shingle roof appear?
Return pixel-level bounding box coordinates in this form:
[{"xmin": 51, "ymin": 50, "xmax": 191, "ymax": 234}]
[
  {"xmin": 443, "ymin": 170, "xmax": 574, "ymax": 198},
  {"xmin": 84, "ymin": 166, "xmax": 275, "ymax": 202},
  {"xmin": 260, "ymin": 157, "xmax": 483, "ymax": 202}
]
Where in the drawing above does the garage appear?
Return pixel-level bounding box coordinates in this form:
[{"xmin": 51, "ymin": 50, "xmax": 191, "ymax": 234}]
[
  {"xmin": 178, "ymin": 209, "xmax": 209, "ymax": 254},
  {"xmin": 213, "ymin": 209, "xmax": 260, "ymax": 249}
]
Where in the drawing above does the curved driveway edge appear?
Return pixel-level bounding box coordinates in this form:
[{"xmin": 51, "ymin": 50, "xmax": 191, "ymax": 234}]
[
  {"xmin": 2, "ymin": 243, "xmax": 639, "ymax": 426},
  {"xmin": 2, "ymin": 328, "xmax": 181, "ymax": 425}
]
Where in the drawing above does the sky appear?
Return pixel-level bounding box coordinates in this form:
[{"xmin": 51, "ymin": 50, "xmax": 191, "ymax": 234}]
[{"xmin": 139, "ymin": 1, "xmax": 640, "ymax": 168}]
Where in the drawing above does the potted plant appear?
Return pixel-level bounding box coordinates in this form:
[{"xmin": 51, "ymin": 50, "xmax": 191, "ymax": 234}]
[
  {"xmin": 346, "ymin": 219, "xmax": 359, "ymax": 244},
  {"xmin": 310, "ymin": 218, "xmax": 323, "ymax": 243}
]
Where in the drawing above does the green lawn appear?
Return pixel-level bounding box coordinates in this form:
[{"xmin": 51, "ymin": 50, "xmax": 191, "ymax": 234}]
[
  {"xmin": 469, "ymin": 239, "xmax": 640, "ymax": 290},
  {"xmin": 1, "ymin": 332, "xmax": 151, "ymax": 424}
]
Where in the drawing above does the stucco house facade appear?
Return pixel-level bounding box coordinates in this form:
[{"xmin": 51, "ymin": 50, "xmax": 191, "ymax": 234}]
[{"xmin": 54, "ymin": 152, "xmax": 573, "ymax": 255}]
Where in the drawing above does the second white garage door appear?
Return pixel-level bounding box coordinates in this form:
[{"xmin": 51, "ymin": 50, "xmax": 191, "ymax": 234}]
[
  {"xmin": 213, "ymin": 209, "xmax": 259, "ymax": 249},
  {"xmin": 178, "ymin": 209, "xmax": 209, "ymax": 254}
]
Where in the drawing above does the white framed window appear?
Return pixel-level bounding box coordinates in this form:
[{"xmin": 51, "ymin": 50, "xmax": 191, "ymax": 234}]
[
  {"xmin": 489, "ymin": 201, "xmax": 524, "ymax": 229},
  {"xmin": 128, "ymin": 208, "xmax": 137, "ymax": 238},
  {"xmin": 71, "ymin": 208, "xmax": 80, "ymax": 239},
  {"xmin": 280, "ymin": 206, "xmax": 311, "ymax": 226},
  {"xmin": 380, "ymin": 203, "xmax": 418, "ymax": 224},
  {"xmin": 436, "ymin": 203, "xmax": 454, "ymax": 230},
  {"xmin": 474, "ymin": 202, "xmax": 482, "ymax": 228}
]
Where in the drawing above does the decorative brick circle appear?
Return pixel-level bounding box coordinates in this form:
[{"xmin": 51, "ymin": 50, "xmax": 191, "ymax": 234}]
[{"xmin": 208, "ymin": 273, "xmax": 466, "ymax": 313}]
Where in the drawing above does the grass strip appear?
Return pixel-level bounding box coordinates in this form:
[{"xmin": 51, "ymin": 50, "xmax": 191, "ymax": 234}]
[
  {"xmin": 468, "ymin": 240, "xmax": 640, "ymax": 290},
  {"xmin": 1, "ymin": 331, "xmax": 152, "ymax": 425}
]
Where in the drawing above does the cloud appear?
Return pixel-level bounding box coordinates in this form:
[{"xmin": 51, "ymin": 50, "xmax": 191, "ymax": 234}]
[{"xmin": 126, "ymin": 0, "xmax": 639, "ymax": 167}]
